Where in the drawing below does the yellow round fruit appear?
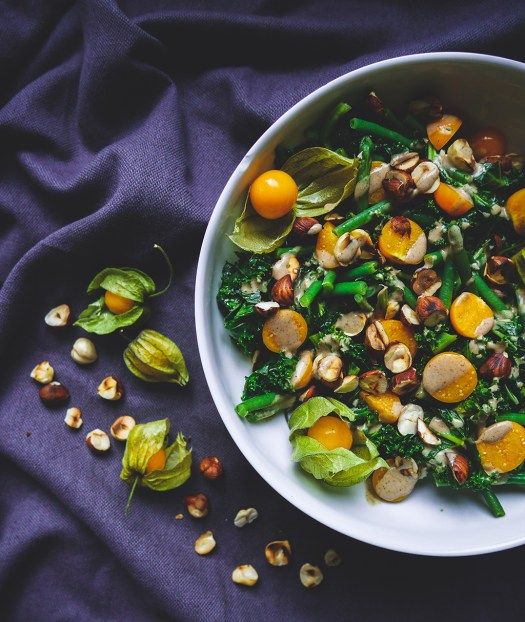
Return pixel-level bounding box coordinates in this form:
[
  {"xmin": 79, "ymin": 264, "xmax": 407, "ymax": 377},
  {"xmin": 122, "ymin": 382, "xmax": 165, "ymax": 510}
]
[
  {"xmin": 307, "ymin": 415, "xmax": 353, "ymax": 450},
  {"xmin": 249, "ymin": 170, "xmax": 298, "ymax": 220}
]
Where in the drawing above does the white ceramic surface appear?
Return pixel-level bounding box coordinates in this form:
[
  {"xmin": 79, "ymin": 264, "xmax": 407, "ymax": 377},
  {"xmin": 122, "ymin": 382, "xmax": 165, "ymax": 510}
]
[{"xmin": 196, "ymin": 53, "xmax": 525, "ymax": 556}]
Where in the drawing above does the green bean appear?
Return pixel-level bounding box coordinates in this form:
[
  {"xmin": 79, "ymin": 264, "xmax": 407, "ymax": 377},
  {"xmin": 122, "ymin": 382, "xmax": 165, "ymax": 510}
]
[
  {"xmin": 403, "ymin": 287, "xmax": 417, "ymax": 309},
  {"xmin": 321, "ymin": 270, "xmax": 337, "ymax": 292},
  {"xmin": 439, "ymin": 257, "xmax": 455, "ymax": 309},
  {"xmin": 356, "ymin": 136, "xmax": 373, "ymax": 212},
  {"xmin": 299, "ymin": 279, "xmax": 323, "ymax": 308},
  {"xmin": 343, "ymin": 261, "xmax": 379, "ymax": 280},
  {"xmin": 432, "ymin": 332, "xmax": 457, "ymax": 354},
  {"xmin": 276, "ymin": 245, "xmax": 313, "ymax": 258},
  {"xmin": 354, "ymin": 294, "xmax": 374, "ymax": 312},
  {"xmin": 424, "ymin": 248, "xmax": 449, "ymax": 268},
  {"xmin": 506, "ymin": 473, "xmax": 525, "ymax": 486},
  {"xmin": 516, "ymin": 288, "xmax": 525, "ymax": 334},
  {"xmin": 349, "ymin": 118, "xmax": 413, "ymax": 148},
  {"xmin": 472, "ymin": 274, "xmax": 508, "ymax": 314},
  {"xmin": 328, "ymin": 281, "xmax": 368, "ymax": 297},
  {"xmin": 334, "ymin": 200, "xmax": 392, "ymax": 236},
  {"xmin": 496, "ymin": 413, "xmax": 525, "ymax": 426},
  {"xmin": 481, "ymin": 489, "xmax": 505, "ymax": 518},
  {"xmin": 427, "ymin": 143, "xmax": 437, "ymax": 160},
  {"xmin": 403, "ymin": 113, "xmax": 425, "ymax": 135},
  {"xmin": 447, "ymin": 225, "xmax": 472, "ymax": 285}
]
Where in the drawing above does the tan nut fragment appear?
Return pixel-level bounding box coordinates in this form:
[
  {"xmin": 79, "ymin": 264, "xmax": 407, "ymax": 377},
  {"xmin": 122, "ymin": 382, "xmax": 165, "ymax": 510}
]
[
  {"xmin": 44, "ymin": 304, "xmax": 71, "ymax": 327},
  {"xmin": 324, "ymin": 549, "xmax": 342, "ymax": 567},
  {"xmin": 300, "ymin": 563, "xmax": 323, "ymax": 588},
  {"xmin": 447, "ymin": 139, "xmax": 476, "ymax": 172},
  {"xmin": 397, "ymin": 403, "xmax": 423, "ymax": 436},
  {"xmin": 384, "ymin": 342, "xmax": 412, "ymax": 374},
  {"xmin": 71, "ymin": 338, "xmax": 98, "ymax": 365},
  {"xmin": 365, "ymin": 320, "xmax": 390, "ymax": 352},
  {"xmin": 186, "ymin": 493, "xmax": 209, "ymax": 518},
  {"xmin": 417, "ymin": 419, "xmax": 441, "ymax": 446},
  {"xmin": 334, "ymin": 232, "xmax": 361, "ymax": 266},
  {"xmin": 400, "ymin": 304, "xmax": 420, "ymax": 327},
  {"xmin": 97, "ymin": 376, "xmax": 123, "ymax": 401},
  {"xmin": 390, "ymin": 151, "xmax": 420, "ymax": 172},
  {"xmin": 30, "ymin": 361, "xmax": 55, "ymax": 384},
  {"xmin": 85, "ymin": 429, "xmax": 111, "ymax": 453},
  {"xmin": 359, "ymin": 370, "xmax": 388, "ymax": 395},
  {"xmin": 313, "ymin": 353, "xmax": 343, "ymax": 387},
  {"xmin": 254, "ymin": 301, "xmax": 280, "ymax": 317},
  {"xmin": 265, "ymin": 540, "xmax": 291, "ymax": 566},
  {"xmin": 232, "ymin": 565, "xmax": 258, "ymax": 586},
  {"xmin": 391, "ymin": 368, "xmax": 420, "ymax": 395},
  {"xmin": 64, "ymin": 407, "xmax": 83, "ymax": 429},
  {"xmin": 334, "ymin": 375, "xmax": 359, "ymax": 394},
  {"xmin": 234, "ymin": 507, "xmax": 258, "ymax": 528},
  {"xmin": 195, "ymin": 531, "xmax": 216, "ymax": 555},
  {"xmin": 411, "ymin": 161, "xmax": 440, "ymax": 194},
  {"xmin": 272, "ymin": 253, "xmax": 300, "ymax": 282},
  {"xmin": 110, "ymin": 415, "xmax": 136, "ymax": 441}
]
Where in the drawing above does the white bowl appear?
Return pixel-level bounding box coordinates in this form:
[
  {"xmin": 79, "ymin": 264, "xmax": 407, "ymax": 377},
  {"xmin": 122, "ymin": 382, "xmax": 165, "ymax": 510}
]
[{"xmin": 196, "ymin": 52, "xmax": 525, "ymax": 556}]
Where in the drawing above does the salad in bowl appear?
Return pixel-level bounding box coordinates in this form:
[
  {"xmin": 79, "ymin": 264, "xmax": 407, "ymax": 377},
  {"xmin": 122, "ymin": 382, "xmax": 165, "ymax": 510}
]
[{"xmin": 217, "ymin": 90, "xmax": 525, "ymax": 516}]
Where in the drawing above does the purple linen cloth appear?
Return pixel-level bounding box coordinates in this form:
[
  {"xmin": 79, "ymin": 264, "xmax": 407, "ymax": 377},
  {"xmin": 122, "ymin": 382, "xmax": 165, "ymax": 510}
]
[{"xmin": 1, "ymin": 1, "xmax": 525, "ymax": 620}]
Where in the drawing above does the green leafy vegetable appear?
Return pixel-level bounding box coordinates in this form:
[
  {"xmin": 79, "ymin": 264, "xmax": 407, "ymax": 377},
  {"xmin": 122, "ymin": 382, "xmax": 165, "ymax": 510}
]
[
  {"xmin": 281, "ymin": 147, "xmax": 359, "ymax": 217},
  {"xmin": 454, "ymin": 379, "xmax": 493, "ymax": 421},
  {"xmin": 242, "ymin": 354, "xmax": 297, "ymax": 399},
  {"xmin": 123, "ymin": 329, "xmax": 189, "ymax": 385},
  {"xmin": 288, "ymin": 396, "xmax": 355, "ymax": 434},
  {"xmin": 120, "ymin": 419, "xmax": 192, "ymax": 513},
  {"xmin": 229, "ymin": 195, "xmax": 295, "ymax": 253},
  {"xmin": 369, "ymin": 424, "xmax": 425, "ymax": 460}
]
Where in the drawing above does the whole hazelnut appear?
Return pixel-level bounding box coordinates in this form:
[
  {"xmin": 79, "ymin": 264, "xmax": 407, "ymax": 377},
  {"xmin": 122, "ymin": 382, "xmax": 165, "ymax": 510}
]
[
  {"xmin": 71, "ymin": 338, "xmax": 98, "ymax": 365},
  {"xmin": 39, "ymin": 381, "xmax": 70, "ymax": 406},
  {"xmin": 271, "ymin": 275, "xmax": 294, "ymax": 307},
  {"xmin": 415, "ymin": 296, "xmax": 448, "ymax": 327},
  {"xmin": 97, "ymin": 376, "xmax": 123, "ymax": 401},
  {"xmin": 200, "ymin": 456, "xmax": 223, "ymax": 480},
  {"xmin": 185, "ymin": 493, "xmax": 209, "ymax": 518},
  {"xmin": 479, "ymin": 352, "xmax": 512, "ymax": 380}
]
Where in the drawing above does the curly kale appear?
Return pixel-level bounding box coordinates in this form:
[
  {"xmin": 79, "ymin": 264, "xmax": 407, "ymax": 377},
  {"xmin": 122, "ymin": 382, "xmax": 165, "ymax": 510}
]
[
  {"xmin": 242, "ymin": 354, "xmax": 298, "ymax": 399},
  {"xmin": 368, "ymin": 425, "xmax": 425, "ymax": 460},
  {"xmin": 491, "ymin": 316, "xmax": 522, "ymax": 356},
  {"xmin": 217, "ymin": 253, "xmax": 273, "ymax": 314},
  {"xmin": 310, "ymin": 327, "xmax": 369, "ymax": 374},
  {"xmin": 432, "ymin": 465, "xmax": 500, "ymax": 491},
  {"xmin": 454, "ymin": 379, "xmax": 493, "ymax": 421},
  {"xmin": 413, "ymin": 326, "xmax": 459, "ymax": 372}
]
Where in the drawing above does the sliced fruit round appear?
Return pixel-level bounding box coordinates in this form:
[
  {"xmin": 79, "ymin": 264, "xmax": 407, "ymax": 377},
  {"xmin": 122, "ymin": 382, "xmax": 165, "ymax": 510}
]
[
  {"xmin": 422, "ymin": 352, "xmax": 478, "ymax": 403},
  {"xmin": 477, "ymin": 421, "xmax": 525, "ymax": 474},
  {"xmin": 249, "ymin": 170, "xmax": 298, "ymax": 220},
  {"xmin": 378, "ymin": 217, "xmax": 427, "ymax": 265},
  {"xmin": 427, "ymin": 114, "xmax": 462, "ymax": 150},
  {"xmin": 315, "ymin": 222, "xmax": 340, "ymax": 269},
  {"xmin": 434, "ymin": 182, "xmax": 474, "ymax": 217},
  {"xmin": 262, "ymin": 309, "xmax": 308, "ymax": 354},
  {"xmin": 450, "ymin": 292, "xmax": 494, "ymax": 338},
  {"xmin": 379, "ymin": 319, "xmax": 417, "ymax": 357},
  {"xmin": 307, "ymin": 415, "xmax": 353, "ymax": 450},
  {"xmin": 360, "ymin": 391, "xmax": 403, "ymax": 423},
  {"xmin": 506, "ymin": 188, "xmax": 525, "ymax": 237}
]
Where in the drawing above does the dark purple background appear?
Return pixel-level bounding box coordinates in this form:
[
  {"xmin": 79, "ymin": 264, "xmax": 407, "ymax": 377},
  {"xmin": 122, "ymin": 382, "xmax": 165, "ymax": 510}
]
[{"xmin": 1, "ymin": 1, "xmax": 525, "ymax": 620}]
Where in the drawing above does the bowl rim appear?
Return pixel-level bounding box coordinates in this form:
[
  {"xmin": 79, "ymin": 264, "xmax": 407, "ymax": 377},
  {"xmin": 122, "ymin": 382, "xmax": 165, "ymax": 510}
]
[{"xmin": 195, "ymin": 52, "xmax": 525, "ymax": 556}]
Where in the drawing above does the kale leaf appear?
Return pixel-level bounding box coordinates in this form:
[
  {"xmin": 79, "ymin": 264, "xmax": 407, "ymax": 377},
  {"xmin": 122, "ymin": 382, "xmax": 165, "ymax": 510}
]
[
  {"xmin": 217, "ymin": 253, "xmax": 273, "ymax": 315},
  {"xmin": 368, "ymin": 424, "xmax": 425, "ymax": 460},
  {"xmin": 242, "ymin": 354, "xmax": 298, "ymax": 399},
  {"xmin": 454, "ymin": 379, "xmax": 493, "ymax": 421}
]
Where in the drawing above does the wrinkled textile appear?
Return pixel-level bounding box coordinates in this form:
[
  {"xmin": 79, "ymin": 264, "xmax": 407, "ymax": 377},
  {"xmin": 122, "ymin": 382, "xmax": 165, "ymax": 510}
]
[{"xmin": 1, "ymin": 2, "xmax": 525, "ymax": 620}]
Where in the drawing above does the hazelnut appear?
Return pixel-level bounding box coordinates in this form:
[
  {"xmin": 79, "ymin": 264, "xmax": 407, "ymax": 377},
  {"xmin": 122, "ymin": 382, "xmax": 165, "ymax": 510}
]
[
  {"xmin": 97, "ymin": 376, "xmax": 123, "ymax": 401},
  {"xmin": 232, "ymin": 565, "xmax": 258, "ymax": 586},
  {"xmin": 417, "ymin": 419, "xmax": 441, "ymax": 446},
  {"xmin": 30, "ymin": 360, "xmax": 55, "ymax": 384},
  {"xmin": 64, "ymin": 407, "xmax": 83, "ymax": 429},
  {"xmin": 44, "ymin": 304, "xmax": 71, "ymax": 327},
  {"xmin": 254, "ymin": 301, "xmax": 280, "ymax": 317},
  {"xmin": 365, "ymin": 91, "xmax": 385, "ymax": 115},
  {"xmin": 272, "ymin": 253, "xmax": 300, "ymax": 282},
  {"xmin": 299, "ymin": 385, "xmax": 318, "ymax": 402},
  {"xmin": 359, "ymin": 370, "xmax": 388, "ymax": 395},
  {"xmin": 333, "ymin": 232, "xmax": 361, "ymax": 266},
  {"xmin": 71, "ymin": 338, "xmax": 98, "ymax": 365},
  {"xmin": 185, "ymin": 493, "xmax": 209, "ymax": 518},
  {"xmin": 265, "ymin": 540, "xmax": 291, "ymax": 567},
  {"xmin": 234, "ymin": 507, "xmax": 259, "ymax": 527},
  {"xmin": 110, "ymin": 415, "xmax": 136, "ymax": 440},
  {"xmin": 447, "ymin": 139, "xmax": 476, "ymax": 172},
  {"xmin": 382, "ymin": 171, "xmax": 415, "ymax": 202},
  {"xmin": 484, "ymin": 256, "xmax": 516, "ymax": 286},
  {"xmin": 324, "ymin": 549, "xmax": 342, "ymax": 567},
  {"xmin": 397, "ymin": 403, "xmax": 423, "ymax": 436},
  {"xmin": 299, "ymin": 563, "xmax": 323, "ymax": 588},
  {"xmin": 324, "ymin": 212, "xmax": 344, "ymax": 222},
  {"xmin": 411, "ymin": 268, "xmax": 442, "ymax": 297},
  {"xmin": 85, "ymin": 429, "xmax": 111, "ymax": 453},
  {"xmin": 271, "ymin": 275, "xmax": 294, "ymax": 306},
  {"xmin": 293, "ymin": 216, "xmax": 322, "ymax": 237},
  {"xmin": 384, "ymin": 342, "xmax": 412, "ymax": 374},
  {"xmin": 39, "ymin": 381, "xmax": 70, "ymax": 406},
  {"xmin": 334, "ymin": 374, "xmax": 359, "ymax": 394},
  {"xmin": 415, "ymin": 296, "xmax": 448, "ymax": 327},
  {"xmin": 313, "ymin": 352, "xmax": 343, "ymax": 387},
  {"xmin": 400, "ymin": 304, "xmax": 420, "ymax": 327},
  {"xmin": 390, "ymin": 151, "xmax": 420, "ymax": 172},
  {"xmin": 479, "ymin": 352, "xmax": 512, "ymax": 380},
  {"xmin": 390, "ymin": 215, "xmax": 412, "ymax": 237},
  {"xmin": 429, "ymin": 417, "xmax": 451, "ymax": 436},
  {"xmin": 391, "ymin": 368, "xmax": 420, "ymax": 395},
  {"xmin": 200, "ymin": 456, "xmax": 223, "ymax": 480},
  {"xmin": 349, "ymin": 229, "xmax": 376, "ymax": 259},
  {"xmin": 446, "ymin": 451, "xmax": 469, "ymax": 485},
  {"xmin": 194, "ymin": 531, "xmax": 216, "ymax": 555},
  {"xmin": 408, "ymin": 95, "xmax": 443, "ymax": 122},
  {"xmin": 365, "ymin": 320, "xmax": 390, "ymax": 352},
  {"xmin": 411, "ymin": 161, "xmax": 440, "ymax": 194}
]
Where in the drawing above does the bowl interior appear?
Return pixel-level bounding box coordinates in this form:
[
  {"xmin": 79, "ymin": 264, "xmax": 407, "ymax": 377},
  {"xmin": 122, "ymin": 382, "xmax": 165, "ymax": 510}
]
[{"xmin": 196, "ymin": 54, "xmax": 525, "ymax": 555}]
